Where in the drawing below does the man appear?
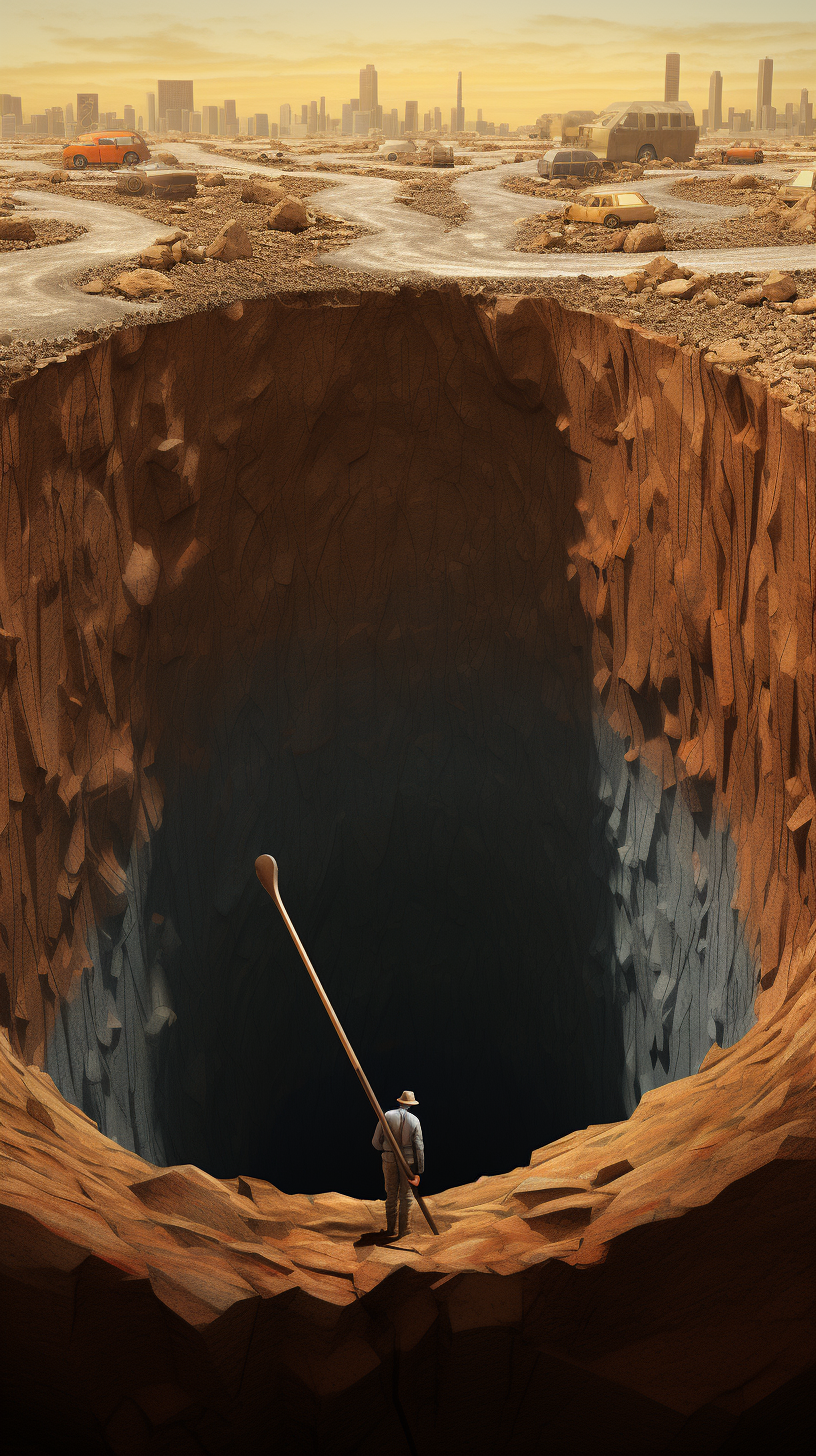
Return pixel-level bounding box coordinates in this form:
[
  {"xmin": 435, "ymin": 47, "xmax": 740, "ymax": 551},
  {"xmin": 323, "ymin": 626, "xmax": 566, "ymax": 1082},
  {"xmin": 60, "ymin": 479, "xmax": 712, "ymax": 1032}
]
[{"xmin": 372, "ymin": 1090, "xmax": 424, "ymax": 1238}]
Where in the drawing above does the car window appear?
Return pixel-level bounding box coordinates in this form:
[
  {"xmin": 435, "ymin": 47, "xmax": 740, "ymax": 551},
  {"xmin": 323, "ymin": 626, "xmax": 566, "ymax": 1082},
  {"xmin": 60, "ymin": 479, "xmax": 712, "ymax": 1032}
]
[
  {"xmin": 658, "ymin": 114, "xmax": 669, "ymax": 128},
  {"xmin": 600, "ymin": 196, "xmax": 613, "ymax": 206},
  {"xmin": 617, "ymin": 193, "xmax": 645, "ymax": 204},
  {"xmin": 670, "ymin": 115, "xmax": 681, "ymax": 128},
  {"xmin": 98, "ymin": 138, "xmax": 115, "ymax": 146},
  {"xmin": 622, "ymin": 114, "xmax": 639, "ymax": 128},
  {"xmin": 587, "ymin": 196, "xmax": 600, "ymax": 206},
  {"xmin": 684, "ymin": 115, "xmax": 696, "ymax": 127},
  {"xmin": 644, "ymin": 115, "xmax": 656, "ymax": 128}
]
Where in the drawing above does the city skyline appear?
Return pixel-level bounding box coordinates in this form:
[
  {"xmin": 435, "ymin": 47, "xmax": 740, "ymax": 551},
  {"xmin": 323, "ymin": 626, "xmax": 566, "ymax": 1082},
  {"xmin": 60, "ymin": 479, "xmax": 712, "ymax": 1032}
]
[{"xmin": 3, "ymin": 11, "xmax": 813, "ymax": 128}]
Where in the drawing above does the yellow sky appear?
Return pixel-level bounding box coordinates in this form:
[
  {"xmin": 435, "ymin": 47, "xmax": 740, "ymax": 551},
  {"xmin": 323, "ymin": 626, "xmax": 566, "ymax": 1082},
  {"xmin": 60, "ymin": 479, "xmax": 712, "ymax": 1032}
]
[{"xmin": 3, "ymin": 11, "xmax": 814, "ymax": 126}]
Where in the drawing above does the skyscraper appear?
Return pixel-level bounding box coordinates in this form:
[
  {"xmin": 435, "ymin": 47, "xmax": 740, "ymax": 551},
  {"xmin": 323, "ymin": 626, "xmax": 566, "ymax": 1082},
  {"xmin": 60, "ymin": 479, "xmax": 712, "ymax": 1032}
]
[
  {"xmin": 434, "ymin": 107, "xmax": 441, "ymax": 131},
  {"xmin": 147, "ymin": 92, "xmax": 156, "ymax": 132},
  {"xmin": 255, "ymin": 113, "xmax": 269, "ymax": 137},
  {"xmin": 455, "ymin": 72, "xmax": 464, "ymax": 131},
  {"xmin": 224, "ymin": 99, "xmax": 237, "ymax": 136},
  {"xmin": 158, "ymin": 80, "xmax": 194, "ymax": 117},
  {"xmin": 405, "ymin": 100, "xmax": 419, "ymax": 133},
  {"xmin": 359, "ymin": 65, "xmax": 378, "ymax": 116},
  {"xmin": 708, "ymin": 71, "xmax": 723, "ymax": 132},
  {"xmin": 664, "ymin": 53, "xmax": 680, "ymax": 104},
  {"xmin": 124, "ymin": 105, "xmax": 135, "ymax": 131},
  {"xmin": 319, "ymin": 96, "xmax": 326, "ymax": 132},
  {"xmin": 756, "ymin": 58, "xmax": 773, "ymax": 131},
  {"xmin": 1, "ymin": 95, "xmax": 23, "ymax": 127},
  {"xmin": 280, "ymin": 103, "xmax": 292, "ymax": 136},
  {"xmin": 308, "ymin": 100, "xmax": 318, "ymax": 133},
  {"xmin": 77, "ymin": 93, "xmax": 98, "ymax": 128},
  {"xmin": 202, "ymin": 106, "xmax": 219, "ymax": 135}
]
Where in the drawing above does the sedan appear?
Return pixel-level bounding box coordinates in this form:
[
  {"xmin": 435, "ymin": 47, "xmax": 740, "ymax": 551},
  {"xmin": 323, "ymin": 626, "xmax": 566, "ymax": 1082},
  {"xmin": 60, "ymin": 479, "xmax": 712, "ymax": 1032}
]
[
  {"xmin": 565, "ymin": 190, "xmax": 657, "ymax": 229},
  {"xmin": 537, "ymin": 148, "xmax": 610, "ymax": 182},
  {"xmin": 115, "ymin": 162, "xmax": 198, "ymax": 199}
]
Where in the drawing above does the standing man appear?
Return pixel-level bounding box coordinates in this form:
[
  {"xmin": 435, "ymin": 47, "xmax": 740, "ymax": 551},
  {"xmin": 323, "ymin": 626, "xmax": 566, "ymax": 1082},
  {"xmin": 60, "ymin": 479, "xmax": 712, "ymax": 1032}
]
[{"xmin": 373, "ymin": 1090, "xmax": 424, "ymax": 1238}]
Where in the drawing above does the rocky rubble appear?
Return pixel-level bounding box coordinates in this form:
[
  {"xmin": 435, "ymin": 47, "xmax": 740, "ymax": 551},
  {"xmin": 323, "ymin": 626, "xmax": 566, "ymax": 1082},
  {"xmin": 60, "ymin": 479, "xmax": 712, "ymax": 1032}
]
[{"xmin": 394, "ymin": 173, "xmax": 471, "ymax": 229}]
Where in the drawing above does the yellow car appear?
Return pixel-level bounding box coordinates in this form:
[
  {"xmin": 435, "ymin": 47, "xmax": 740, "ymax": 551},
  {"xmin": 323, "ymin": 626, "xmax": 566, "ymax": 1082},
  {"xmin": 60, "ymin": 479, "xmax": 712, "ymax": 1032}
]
[{"xmin": 566, "ymin": 189, "xmax": 657, "ymax": 229}]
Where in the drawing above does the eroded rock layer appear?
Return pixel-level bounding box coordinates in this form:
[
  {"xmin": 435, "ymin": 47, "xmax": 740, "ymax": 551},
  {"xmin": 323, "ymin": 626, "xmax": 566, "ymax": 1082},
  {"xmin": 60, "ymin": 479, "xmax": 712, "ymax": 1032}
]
[{"xmin": 0, "ymin": 289, "xmax": 814, "ymax": 1451}]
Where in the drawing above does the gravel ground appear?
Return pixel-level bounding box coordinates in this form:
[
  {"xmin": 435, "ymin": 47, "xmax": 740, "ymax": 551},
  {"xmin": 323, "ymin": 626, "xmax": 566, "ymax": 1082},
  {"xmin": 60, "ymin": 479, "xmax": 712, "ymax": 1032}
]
[
  {"xmin": 0, "ymin": 213, "xmax": 86, "ymax": 251},
  {"xmin": 395, "ymin": 175, "xmax": 470, "ymax": 229},
  {"xmin": 514, "ymin": 208, "xmax": 815, "ymax": 255},
  {"xmin": 670, "ymin": 176, "xmax": 778, "ymax": 206}
]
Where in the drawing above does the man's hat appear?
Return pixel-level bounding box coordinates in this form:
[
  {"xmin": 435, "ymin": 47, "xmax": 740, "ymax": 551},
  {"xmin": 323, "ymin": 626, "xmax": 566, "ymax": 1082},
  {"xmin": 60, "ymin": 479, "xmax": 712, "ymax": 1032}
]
[{"xmin": 397, "ymin": 1090, "xmax": 419, "ymax": 1106}]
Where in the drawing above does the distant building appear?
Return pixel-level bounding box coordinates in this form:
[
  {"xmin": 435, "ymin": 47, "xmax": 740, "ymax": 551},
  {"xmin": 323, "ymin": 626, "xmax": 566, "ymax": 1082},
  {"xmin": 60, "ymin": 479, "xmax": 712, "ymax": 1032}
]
[
  {"xmin": 224, "ymin": 99, "xmax": 237, "ymax": 136},
  {"xmin": 1, "ymin": 114, "xmax": 16, "ymax": 139},
  {"xmin": 279, "ymin": 103, "xmax": 291, "ymax": 136},
  {"xmin": 202, "ymin": 106, "xmax": 218, "ymax": 135},
  {"xmin": 158, "ymin": 80, "xmax": 193, "ymax": 117},
  {"xmin": 77, "ymin": 93, "xmax": 98, "ymax": 128},
  {"xmin": 664, "ymin": 54, "xmax": 680, "ymax": 103},
  {"xmin": 147, "ymin": 92, "xmax": 156, "ymax": 132},
  {"xmin": 353, "ymin": 110, "xmax": 370, "ymax": 135},
  {"xmin": 166, "ymin": 109, "xmax": 182, "ymax": 132},
  {"xmin": 423, "ymin": 111, "xmax": 432, "ymax": 131},
  {"xmin": 360, "ymin": 65, "xmax": 378, "ymax": 117},
  {"xmin": 124, "ymin": 105, "xmax": 135, "ymax": 130},
  {"xmin": 708, "ymin": 72, "xmax": 723, "ymax": 132},
  {"xmin": 219, "ymin": 107, "xmax": 226, "ymax": 136},
  {"xmin": 404, "ymin": 100, "xmax": 418, "ymax": 133},
  {"xmin": 319, "ymin": 96, "xmax": 326, "ymax": 132},
  {"xmin": 341, "ymin": 103, "xmax": 354, "ymax": 135},
  {"xmin": 383, "ymin": 108, "xmax": 398, "ymax": 138},
  {"xmin": 181, "ymin": 110, "xmax": 190, "ymax": 132},
  {"xmin": 800, "ymin": 89, "xmax": 813, "ymax": 136},
  {"xmin": 308, "ymin": 100, "xmax": 317, "ymax": 133},
  {"xmin": 0, "ymin": 94, "xmax": 22, "ymax": 126},
  {"xmin": 254, "ymin": 113, "xmax": 269, "ymax": 137},
  {"xmin": 31, "ymin": 114, "xmax": 48, "ymax": 135},
  {"xmin": 190, "ymin": 112, "xmax": 202, "ymax": 133},
  {"xmin": 434, "ymin": 107, "xmax": 441, "ymax": 131},
  {"xmin": 47, "ymin": 106, "xmax": 65, "ymax": 137},
  {"xmin": 756, "ymin": 58, "xmax": 773, "ymax": 130}
]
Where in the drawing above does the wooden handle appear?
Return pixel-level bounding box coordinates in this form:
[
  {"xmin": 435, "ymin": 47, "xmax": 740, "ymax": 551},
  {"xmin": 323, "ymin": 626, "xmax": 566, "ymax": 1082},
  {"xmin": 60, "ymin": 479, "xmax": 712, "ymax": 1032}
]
[{"xmin": 255, "ymin": 854, "xmax": 439, "ymax": 1235}]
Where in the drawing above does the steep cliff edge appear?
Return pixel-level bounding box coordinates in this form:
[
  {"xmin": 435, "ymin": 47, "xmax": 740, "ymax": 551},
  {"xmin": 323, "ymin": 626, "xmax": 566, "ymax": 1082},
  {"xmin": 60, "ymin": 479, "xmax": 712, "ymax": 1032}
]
[{"xmin": 0, "ymin": 289, "xmax": 813, "ymax": 1452}]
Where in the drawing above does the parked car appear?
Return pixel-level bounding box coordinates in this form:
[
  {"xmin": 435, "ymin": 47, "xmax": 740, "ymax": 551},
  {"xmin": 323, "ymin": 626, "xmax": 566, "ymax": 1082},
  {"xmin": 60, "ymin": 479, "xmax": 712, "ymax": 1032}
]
[
  {"xmin": 63, "ymin": 131, "xmax": 150, "ymax": 169},
  {"xmin": 422, "ymin": 143, "xmax": 454, "ymax": 167},
  {"xmin": 115, "ymin": 162, "xmax": 198, "ymax": 199},
  {"xmin": 576, "ymin": 101, "xmax": 698, "ymax": 164},
  {"xmin": 779, "ymin": 167, "xmax": 816, "ymax": 204},
  {"xmin": 724, "ymin": 145, "xmax": 764, "ymax": 164},
  {"xmin": 566, "ymin": 189, "xmax": 657, "ymax": 229},
  {"xmin": 537, "ymin": 148, "xmax": 610, "ymax": 181}
]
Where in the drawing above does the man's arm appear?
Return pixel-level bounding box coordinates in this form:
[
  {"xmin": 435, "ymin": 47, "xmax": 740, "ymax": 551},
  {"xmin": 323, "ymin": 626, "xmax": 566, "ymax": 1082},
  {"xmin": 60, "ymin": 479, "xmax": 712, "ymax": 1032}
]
[
  {"xmin": 372, "ymin": 1120, "xmax": 385, "ymax": 1151},
  {"xmin": 412, "ymin": 1118, "xmax": 425, "ymax": 1176}
]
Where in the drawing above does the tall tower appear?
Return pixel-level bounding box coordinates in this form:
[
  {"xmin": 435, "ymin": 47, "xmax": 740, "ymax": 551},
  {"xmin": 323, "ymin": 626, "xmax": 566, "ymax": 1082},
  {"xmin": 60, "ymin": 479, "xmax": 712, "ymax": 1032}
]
[
  {"xmin": 664, "ymin": 53, "xmax": 680, "ymax": 104},
  {"xmin": 756, "ymin": 58, "xmax": 773, "ymax": 130},
  {"xmin": 359, "ymin": 65, "xmax": 378, "ymax": 116},
  {"xmin": 708, "ymin": 72, "xmax": 723, "ymax": 132},
  {"xmin": 456, "ymin": 72, "xmax": 464, "ymax": 131},
  {"xmin": 147, "ymin": 92, "xmax": 156, "ymax": 132}
]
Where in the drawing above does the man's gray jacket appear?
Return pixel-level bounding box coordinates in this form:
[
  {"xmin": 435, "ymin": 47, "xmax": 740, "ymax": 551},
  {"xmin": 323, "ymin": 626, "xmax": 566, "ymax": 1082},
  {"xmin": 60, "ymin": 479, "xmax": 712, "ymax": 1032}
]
[{"xmin": 372, "ymin": 1108, "xmax": 425, "ymax": 1174}]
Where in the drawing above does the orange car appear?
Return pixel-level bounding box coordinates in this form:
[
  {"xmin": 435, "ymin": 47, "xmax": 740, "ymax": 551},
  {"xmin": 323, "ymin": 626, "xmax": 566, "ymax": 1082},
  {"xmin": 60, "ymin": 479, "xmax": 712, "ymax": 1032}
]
[
  {"xmin": 725, "ymin": 145, "xmax": 764, "ymax": 165},
  {"xmin": 63, "ymin": 131, "xmax": 150, "ymax": 170}
]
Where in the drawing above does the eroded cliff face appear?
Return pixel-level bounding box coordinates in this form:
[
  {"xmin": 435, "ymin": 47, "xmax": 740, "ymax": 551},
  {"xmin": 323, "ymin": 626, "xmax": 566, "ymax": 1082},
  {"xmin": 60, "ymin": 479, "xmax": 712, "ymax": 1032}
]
[{"xmin": 0, "ymin": 290, "xmax": 813, "ymax": 1452}]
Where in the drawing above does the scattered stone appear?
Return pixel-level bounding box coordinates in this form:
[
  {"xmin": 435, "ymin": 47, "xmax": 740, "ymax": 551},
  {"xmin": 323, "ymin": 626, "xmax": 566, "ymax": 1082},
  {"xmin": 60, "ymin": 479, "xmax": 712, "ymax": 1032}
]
[
  {"xmin": 156, "ymin": 152, "xmax": 180, "ymax": 166},
  {"xmin": 788, "ymin": 212, "xmax": 814, "ymax": 234},
  {"xmin": 241, "ymin": 179, "xmax": 286, "ymax": 205},
  {"xmin": 706, "ymin": 340, "xmax": 761, "ymax": 367},
  {"xmin": 0, "ymin": 218, "xmax": 35, "ymax": 241},
  {"xmin": 138, "ymin": 245, "xmax": 175, "ymax": 272},
  {"xmin": 792, "ymin": 355, "xmax": 816, "ymax": 369},
  {"xmin": 623, "ymin": 223, "xmax": 666, "ymax": 254},
  {"xmin": 761, "ymin": 271, "xmax": 797, "ymax": 302},
  {"xmin": 735, "ymin": 285, "xmax": 764, "ymax": 306},
  {"xmin": 790, "ymin": 296, "xmax": 816, "ymax": 315},
  {"xmin": 205, "ymin": 220, "xmax": 253, "ymax": 260},
  {"xmin": 0, "ymin": 331, "xmax": 12, "ymax": 344},
  {"xmin": 603, "ymin": 232, "xmax": 627, "ymax": 252},
  {"xmin": 80, "ymin": 279, "xmax": 105, "ymax": 294},
  {"xmin": 267, "ymin": 197, "xmax": 310, "ymax": 233},
  {"xmin": 182, "ymin": 244, "xmax": 206, "ymax": 263},
  {"xmin": 154, "ymin": 229, "xmax": 188, "ymax": 245},
  {"xmin": 656, "ymin": 277, "xmax": 705, "ymax": 299},
  {"xmin": 202, "ymin": 172, "xmax": 226, "ymax": 188},
  {"xmin": 112, "ymin": 269, "xmax": 175, "ymax": 299},
  {"xmin": 48, "ymin": 171, "xmax": 66, "ymax": 184},
  {"xmin": 697, "ymin": 290, "xmax": 720, "ymax": 308},
  {"xmin": 729, "ymin": 174, "xmax": 761, "ymax": 189}
]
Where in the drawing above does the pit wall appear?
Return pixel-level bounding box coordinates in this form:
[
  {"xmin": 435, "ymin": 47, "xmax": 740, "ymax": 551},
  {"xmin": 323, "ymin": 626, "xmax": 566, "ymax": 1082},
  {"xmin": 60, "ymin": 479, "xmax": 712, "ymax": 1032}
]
[{"xmin": 0, "ymin": 290, "xmax": 812, "ymax": 1161}]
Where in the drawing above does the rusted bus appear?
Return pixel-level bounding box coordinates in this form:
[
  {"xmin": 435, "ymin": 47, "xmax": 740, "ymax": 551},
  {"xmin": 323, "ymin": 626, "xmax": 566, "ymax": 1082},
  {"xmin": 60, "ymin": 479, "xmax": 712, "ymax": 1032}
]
[{"xmin": 577, "ymin": 101, "xmax": 698, "ymax": 164}]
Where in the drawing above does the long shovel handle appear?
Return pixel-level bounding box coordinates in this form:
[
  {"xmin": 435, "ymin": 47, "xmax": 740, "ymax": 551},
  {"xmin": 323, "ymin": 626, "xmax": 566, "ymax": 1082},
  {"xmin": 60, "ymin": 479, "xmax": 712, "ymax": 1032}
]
[{"xmin": 255, "ymin": 855, "xmax": 439, "ymax": 1235}]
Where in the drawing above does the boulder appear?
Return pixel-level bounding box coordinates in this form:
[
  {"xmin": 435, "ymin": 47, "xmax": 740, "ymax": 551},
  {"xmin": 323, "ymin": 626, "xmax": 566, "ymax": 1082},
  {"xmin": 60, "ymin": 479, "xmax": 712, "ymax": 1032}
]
[
  {"xmin": 182, "ymin": 244, "xmax": 206, "ymax": 263},
  {"xmin": 602, "ymin": 231, "xmax": 627, "ymax": 252},
  {"xmin": 156, "ymin": 152, "xmax": 179, "ymax": 165},
  {"xmin": 267, "ymin": 197, "xmax": 309, "ymax": 232},
  {"xmin": 138, "ymin": 245, "xmax": 175, "ymax": 271},
  {"xmin": 80, "ymin": 279, "xmax": 105, "ymax": 294},
  {"xmin": 154, "ymin": 228, "xmax": 188, "ymax": 245},
  {"xmin": 735, "ymin": 285, "xmax": 764, "ymax": 306},
  {"xmin": 660, "ymin": 156, "xmax": 674, "ymax": 167},
  {"xmin": 705, "ymin": 340, "xmax": 760, "ymax": 367},
  {"xmin": 0, "ymin": 218, "xmax": 35, "ymax": 241},
  {"xmin": 112, "ymin": 269, "xmax": 175, "ymax": 298},
  {"xmin": 696, "ymin": 290, "xmax": 720, "ymax": 308},
  {"xmin": 761, "ymin": 271, "xmax": 797, "ymax": 302},
  {"xmin": 790, "ymin": 296, "xmax": 816, "ymax": 315},
  {"xmin": 171, "ymin": 241, "xmax": 184, "ymax": 263},
  {"xmin": 788, "ymin": 212, "xmax": 814, "ymax": 233},
  {"xmin": 203, "ymin": 172, "xmax": 226, "ymax": 187},
  {"xmin": 656, "ymin": 277, "xmax": 703, "ymax": 300},
  {"xmin": 792, "ymin": 354, "xmax": 816, "ymax": 369},
  {"xmin": 48, "ymin": 171, "xmax": 66, "ymax": 184},
  {"xmin": 622, "ymin": 223, "xmax": 665, "ymax": 254},
  {"xmin": 643, "ymin": 256, "xmax": 681, "ymax": 281},
  {"xmin": 205, "ymin": 220, "xmax": 253, "ymax": 260},
  {"xmin": 729, "ymin": 174, "xmax": 761, "ymax": 189},
  {"xmin": 623, "ymin": 272, "xmax": 648, "ymax": 293},
  {"xmin": 240, "ymin": 179, "xmax": 286, "ymax": 205}
]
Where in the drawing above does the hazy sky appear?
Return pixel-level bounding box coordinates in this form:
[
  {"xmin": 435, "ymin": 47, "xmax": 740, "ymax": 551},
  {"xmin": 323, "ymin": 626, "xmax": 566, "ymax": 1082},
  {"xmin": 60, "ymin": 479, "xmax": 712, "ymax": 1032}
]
[{"xmin": 4, "ymin": 5, "xmax": 814, "ymax": 125}]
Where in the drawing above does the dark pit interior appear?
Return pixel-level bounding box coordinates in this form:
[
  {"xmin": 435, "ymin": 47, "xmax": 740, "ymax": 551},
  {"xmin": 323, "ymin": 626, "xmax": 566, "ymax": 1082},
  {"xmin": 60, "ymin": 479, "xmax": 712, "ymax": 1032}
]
[{"xmin": 40, "ymin": 295, "xmax": 758, "ymax": 1199}]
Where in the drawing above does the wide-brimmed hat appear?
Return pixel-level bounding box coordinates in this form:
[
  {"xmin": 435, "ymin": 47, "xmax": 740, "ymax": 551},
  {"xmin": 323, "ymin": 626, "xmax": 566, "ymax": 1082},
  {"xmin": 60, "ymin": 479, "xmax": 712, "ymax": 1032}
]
[{"xmin": 397, "ymin": 1090, "xmax": 419, "ymax": 1106}]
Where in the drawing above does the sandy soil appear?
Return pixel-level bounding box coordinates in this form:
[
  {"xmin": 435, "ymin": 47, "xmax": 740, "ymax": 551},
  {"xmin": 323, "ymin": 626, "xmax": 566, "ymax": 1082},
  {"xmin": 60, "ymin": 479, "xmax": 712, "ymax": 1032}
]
[{"xmin": 395, "ymin": 175, "xmax": 470, "ymax": 229}]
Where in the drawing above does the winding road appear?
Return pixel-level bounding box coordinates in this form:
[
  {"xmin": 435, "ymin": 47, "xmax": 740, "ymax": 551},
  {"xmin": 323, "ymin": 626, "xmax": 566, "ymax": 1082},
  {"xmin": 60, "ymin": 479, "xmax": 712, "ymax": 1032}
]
[{"xmin": 1, "ymin": 142, "xmax": 810, "ymax": 341}]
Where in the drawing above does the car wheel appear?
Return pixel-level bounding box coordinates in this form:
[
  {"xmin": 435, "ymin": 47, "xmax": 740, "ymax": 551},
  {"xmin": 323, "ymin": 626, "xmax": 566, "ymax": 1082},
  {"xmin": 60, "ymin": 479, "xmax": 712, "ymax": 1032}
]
[
  {"xmin": 123, "ymin": 151, "xmax": 139, "ymax": 166},
  {"xmin": 637, "ymin": 144, "xmax": 657, "ymax": 163},
  {"xmin": 387, "ymin": 152, "xmax": 397, "ymax": 162},
  {"xmin": 585, "ymin": 162, "xmax": 602, "ymax": 182},
  {"xmin": 123, "ymin": 173, "xmax": 145, "ymax": 194},
  {"xmin": 604, "ymin": 213, "xmax": 621, "ymax": 229},
  {"xmin": 73, "ymin": 155, "xmax": 88, "ymax": 169}
]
